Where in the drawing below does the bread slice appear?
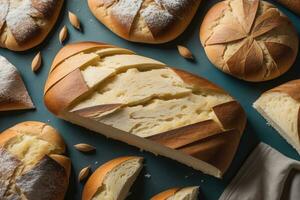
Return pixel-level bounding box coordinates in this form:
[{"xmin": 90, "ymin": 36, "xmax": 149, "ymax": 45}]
[
  {"xmin": 44, "ymin": 42, "xmax": 247, "ymax": 178},
  {"xmin": 82, "ymin": 156, "xmax": 143, "ymax": 200},
  {"xmin": 151, "ymin": 186, "xmax": 199, "ymax": 200},
  {"xmin": 253, "ymin": 80, "xmax": 300, "ymax": 154},
  {"xmin": 0, "ymin": 121, "xmax": 71, "ymax": 200},
  {"xmin": 0, "ymin": 56, "xmax": 35, "ymax": 111}
]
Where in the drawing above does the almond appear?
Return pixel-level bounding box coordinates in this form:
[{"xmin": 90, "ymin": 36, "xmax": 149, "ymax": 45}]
[
  {"xmin": 74, "ymin": 143, "xmax": 96, "ymax": 152},
  {"xmin": 78, "ymin": 166, "xmax": 90, "ymax": 182},
  {"xmin": 59, "ymin": 25, "xmax": 68, "ymax": 44},
  {"xmin": 68, "ymin": 11, "xmax": 81, "ymax": 30},
  {"xmin": 177, "ymin": 45, "xmax": 194, "ymax": 59},
  {"xmin": 31, "ymin": 52, "xmax": 42, "ymax": 72}
]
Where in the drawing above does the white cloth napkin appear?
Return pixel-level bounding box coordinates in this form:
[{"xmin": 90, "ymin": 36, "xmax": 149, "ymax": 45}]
[{"xmin": 219, "ymin": 143, "xmax": 300, "ymax": 200}]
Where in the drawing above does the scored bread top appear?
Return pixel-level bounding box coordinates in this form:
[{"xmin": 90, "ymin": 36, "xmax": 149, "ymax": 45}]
[
  {"xmin": 87, "ymin": 0, "xmax": 201, "ymax": 43},
  {"xmin": 0, "ymin": 121, "xmax": 71, "ymax": 200},
  {"xmin": 0, "ymin": 0, "xmax": 64, "ymax": 51},
  {"xmin": 200, "ymin": 0, "xmax": 298, "ymax": 82},
  {"xmin": 82, "ymin": 156, "xmax": 143, "ymax": 200},
  {"xmin": 44, "ymin": 42, "xmax": 246, "ymax": 177}
]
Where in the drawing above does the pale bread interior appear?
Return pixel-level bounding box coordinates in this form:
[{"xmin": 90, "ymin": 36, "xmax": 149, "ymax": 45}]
[
  {"xmin": 167, "ymin": 187, "xmax": 199, "ymax": 200},
  {"xmin": 253, "ymin": 92, "xmax": 300, "ymax": 153},
  {"xmin": 92, "ymin": 158, "xmax": 143, "ymax": 200},
  {"xmin": 55, "ymin": 47, "xmax": 236, "ymax": 177}
]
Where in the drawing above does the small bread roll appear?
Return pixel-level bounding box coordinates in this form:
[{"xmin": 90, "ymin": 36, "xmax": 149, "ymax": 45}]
[
  {"xmin": 151, "ymin": 186, "xmax": 199, "ymax": 200},
  {"xmin": 0, "ymin": 0, "xmax": 64, "ymax": 51},
  {"xmin": 200, "ymin": 0, "xmax": 298, "ymax": 82},
  {"xmin": 253, "ymin": 80, "xmax": 300, "ymax": 154},
  {"xmin": 87, "ymin": 0, "xmax": 201, "ymax": 43},
  {"xmin": 82, "ymin": 156, "xmax": 143, "ymax": 200},
  {"xmin": 0, "ymin": 121, "xmax": 71, "ymax": 200},
  {"xmin": 0, "ymin": 56, "xmax": 34, "ymax": 111},
  {"xmin": 44, "ymin": 42, "xmax": 246, "ymax": 178}
]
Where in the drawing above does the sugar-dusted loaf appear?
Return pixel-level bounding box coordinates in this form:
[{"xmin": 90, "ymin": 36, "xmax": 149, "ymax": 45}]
[
  {"xmin": 82, "ymin": 156, "xmax": 143, "ymax": 200},
  {"xmin": 87, "ymin": 0, "xmax": 201, "ymax": 43},
  {"xmin": 151, "ymin": 187, "xmax": 199, "ymax": 200},
  {"xmin": 44, "ymin": 42, "xmax": 246, "ymax": 178},
  {"xmin": 0, "ymin": 55, "xmax": 34, "ymax": 111},
  {"xmin": 0, "ymin": 121, "xmax": 71, "ymax": 200},
  {"xmin": 0, "ymin": 0, "xmax": 64, "ymax": 51},
  {"xmin": 200, "ymin": 0, "xmax": 298, "ymax": 82},
  {"xmin": 253, "ymin": 80, "xmax": 300, "ymax": 154}
]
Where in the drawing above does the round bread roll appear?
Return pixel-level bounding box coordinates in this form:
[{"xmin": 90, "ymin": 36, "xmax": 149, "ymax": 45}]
[
  {"xmin": 0, "ymin": 55, "xmax": 35, "ymax": 111},
  {"xmin": 253, "ymin": 80, "xmax": 300, "ymax": 155},
  {"xmin": 44, "ymin": 42, "xmax": 246, "ymax": 178},
  {"xmin": 0, "ymin": 0, "xmax": 64, "ymax": 51},
  {"xmin": 151, "ymin": 186, "xmax": 199, "ymax": 200},
  {"xmin": 0, "ymin": 121, "xmax": 71, "ymax": 200},
  {"xmin": 200, "ymin": 0, "xmax": 298, "ymax": 82},
  {"xmin": 82, "ymin": 156, "xmax": 143, "ymax": 200},
  {"xmin": 87, "ymin": 0, "xmax": 201, "ymax": 43}
]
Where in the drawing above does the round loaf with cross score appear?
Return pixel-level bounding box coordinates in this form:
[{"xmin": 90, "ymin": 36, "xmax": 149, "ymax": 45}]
[
  {"xmin": 44, "ymin": 41, "xmax": 247, "ymax": 178},
  {"xmin": 87, "ymin": 0, "xmax": 201, "ymax": 43},
  {"xmin": 0, "ymin": 0, "xmax": 63, "ymax": 51},
  {"xmin": 200, "ymin": 0, "xmax": 298, "ymax": 82},
  {"xmin": 0, "ymin": 121, "xmax": 71, "ymax": 200}
]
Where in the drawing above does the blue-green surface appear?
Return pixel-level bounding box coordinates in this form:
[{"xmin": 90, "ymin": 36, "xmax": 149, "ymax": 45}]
[{"xmin": 0, "ymin": 0, "xmax": 299, "ymax": 199}]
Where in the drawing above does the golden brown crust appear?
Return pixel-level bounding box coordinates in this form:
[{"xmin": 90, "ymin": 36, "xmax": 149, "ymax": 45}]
[
  {"xmin": 276, "ymin": 0, "xmax": 300, "ymax": 15},
  {"xmin": 199, "ymin": 0, "xmax": 298, "ymax": 82},
  {"xmin": 82, "ymin": 156, "xmax": 142, "ymax": 200},
  {"xmin": 150, "ymin": 188, "xmax": 180, "ymax": 200},
  {"xmin": 49, "ymin": 154, "xmax": 71, "ymax": 179},
  {"xmin": 87, "ymin": 0, "xmax": 201, "ymax": 44},
  {"xmin": 268, "ymin": 79, "xmax": 300, "ymax": 102},
  {"xmin": 0, "ymin": 0, "xmax": 64, "ymax": 51}
]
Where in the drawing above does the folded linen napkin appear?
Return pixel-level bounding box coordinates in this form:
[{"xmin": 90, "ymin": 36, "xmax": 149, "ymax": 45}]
[{"xmin": 219, "ymin": 143, "xmax": 300, "ymax": 200}]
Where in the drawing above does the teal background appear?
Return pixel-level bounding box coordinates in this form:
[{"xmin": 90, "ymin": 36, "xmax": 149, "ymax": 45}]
[{"xmin": 0, "ymin": 0, "xmax": 299, "ymax": 199}]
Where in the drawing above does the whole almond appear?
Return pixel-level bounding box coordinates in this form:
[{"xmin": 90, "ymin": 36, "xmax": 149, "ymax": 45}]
[
  {"xmin": 177, "ymin": 45, "xmax": 194, "ymax": 59},
  {"xmin": 78, "ymin": 166, "xmax": 90, "ymax": 182},
  {"xmin": 74, "ymin": 143, "xmax": 95, "ymax": 152},
  {"xmin": 68, "ymin": 11, "xmax": 81, "ymax": 30},
  {"xmin": 59, "ymin": 25, "xmax": 68, "ymax": 44},
  {"xmin": 31, "ymin": 52, "xmax": 42, "ymax": 72}
]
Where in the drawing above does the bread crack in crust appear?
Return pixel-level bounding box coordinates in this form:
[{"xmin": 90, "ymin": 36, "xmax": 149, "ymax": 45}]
[
  {"xmin": 0, "ymin": 0, "xmax": 63, "ymax": 51},
  {"xmin": 0, "ymin": 121, "xmax": 71, "ymax": 200},
  {"xmin": 87, "ymin": 0, "xmax": 201, "ymax": 43},
  {"xmin": 44, "ymin": 42, "xmax": 246, "ymax": 178},
  {"xmin": 200, "ymin": 0, "xmax": 298, "ymax": 82}
]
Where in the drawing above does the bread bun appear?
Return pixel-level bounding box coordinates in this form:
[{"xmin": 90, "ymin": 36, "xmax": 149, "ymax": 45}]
[
  {"xmin": 44, "ymin": 42, "xmax": 246, "ymax": 178},
  {"xmin": 0, "ymin": 56, "xmax": 34, "ymax": 111},
  {"xmin": 275, "ymin": 0, "xmax": 300, "ymax": 15},
  {"xmin": 0, "ymin": 0, "xmax": 64, "ymax": 51},
  {"xmin": 0, "ymin": 121, "xmax": 71, "ymax": 200},
  {"xmin": 87, "ymin": 0, "xmax": 201, "ymax": 43},
  {"xmin": 253, "ymin": 80, "xmax": 300, "ymax": 154},
  {"xmin": 82, "ymin": 156, "xmax": 143, "ymax": 200},
  {"xmin": 200, "ymin": 0, "xmax": 298, "ymax": 82},
  {"xmin": 151, "ymin": 186, "xmax": 199, "ymax": 200}
]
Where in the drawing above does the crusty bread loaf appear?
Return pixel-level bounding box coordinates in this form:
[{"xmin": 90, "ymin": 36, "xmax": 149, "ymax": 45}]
[
  {"xmin": 0, "ymin": 56, "xmax": 34, "ymax": 111},
  {"xmin": 253, "ymin": 80, "xmax": 300, "ymax": 154},
  {"xmin": 0, "ymin": 0, "xmax": 64, "ymax": 51},
  {"xmin": 0, "ymin": 121, "xmax": 71, "ymax": 200},
  {"xmin": 275, "ymin": 0, "xmax": 300, "ymax": 15},
  {"xmin": 82, "ymin": 156, "xmax": 143, "ymax": 200},
  {"xmin": 200, "ymin": 0, "xmax": 298, "ymax": 82},
  {"xmin": 44, "ymin": 42, "xmax": 246, "ymax": 178},
  {"xmin": 151, "ymin": 186, "xmax": 199, "ymax": 200},
  {"xmin": 87, "ymin": 0, "xmax": 201, "ymax": 44}
]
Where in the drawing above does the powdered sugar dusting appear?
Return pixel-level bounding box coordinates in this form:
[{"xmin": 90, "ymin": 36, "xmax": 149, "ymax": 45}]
[
  {"xmin": 155, "ymin": 0, "xmax": 191, "ymax": 15},
  {"xmin": 110, "ymin": 0, "xmax": 143, "ymax": 33},
  {"xmin": 0, "ymin": 0, "xmax": 9, "ymax": 30},
  {"xmin": 0, "ymin": 56, "xmax": 34, "ymax": 108},
  {"xmin": 141, "ymin": 4, "xmax": 173, "ymax": 35}
]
